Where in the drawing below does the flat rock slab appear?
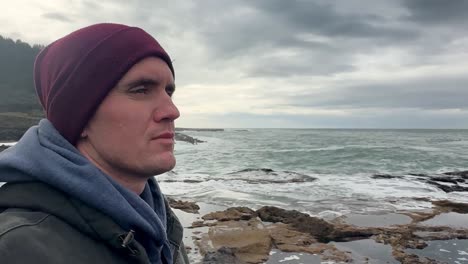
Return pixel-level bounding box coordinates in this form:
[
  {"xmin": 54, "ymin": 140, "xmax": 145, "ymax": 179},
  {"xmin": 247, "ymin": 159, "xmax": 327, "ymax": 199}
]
[
  {"xmin": 196, "ymin": 219, "xmax": 272, "ymax": 264},
  {"xmin": 167, "ymin": 197, "xmax": 200, "ymax": 214}
]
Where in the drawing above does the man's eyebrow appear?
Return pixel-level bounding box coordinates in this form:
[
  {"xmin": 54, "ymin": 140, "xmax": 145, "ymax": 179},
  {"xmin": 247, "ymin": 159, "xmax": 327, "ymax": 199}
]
[{"xmin": 124, "ymin": 78, "xmax": 160, "ymax": 88}]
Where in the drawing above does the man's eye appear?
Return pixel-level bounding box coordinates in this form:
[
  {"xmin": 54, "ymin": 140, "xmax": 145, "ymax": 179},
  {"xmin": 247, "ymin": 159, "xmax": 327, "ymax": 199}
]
[
  {"xmin": 166, "ymin": 89, "xmax": 174, "ymax": 97},
  {"xmin": 130, "ymin": 86, "xmax": 149, "ymax": 94}
]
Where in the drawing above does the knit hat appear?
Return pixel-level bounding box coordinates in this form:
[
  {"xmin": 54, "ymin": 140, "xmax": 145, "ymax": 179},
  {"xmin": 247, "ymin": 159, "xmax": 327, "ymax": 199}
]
[{"xmin": 34, "ymin": 23, "xmax": 174, "ymax": 145}]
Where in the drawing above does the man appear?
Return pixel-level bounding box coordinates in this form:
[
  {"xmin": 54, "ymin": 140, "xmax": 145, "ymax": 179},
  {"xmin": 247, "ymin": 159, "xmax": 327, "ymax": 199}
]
[{"xmin": 0, "ymin": 23, "xmax": 189, "ymax": 264}]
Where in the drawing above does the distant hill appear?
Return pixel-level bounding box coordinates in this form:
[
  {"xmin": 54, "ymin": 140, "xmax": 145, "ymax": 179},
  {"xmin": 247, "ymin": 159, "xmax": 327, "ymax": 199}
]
[
  {"xmin": 0, "ymin": 36, "xmax": 44, "ymax": 140},
  {"xmin": 0, "ymin": 35, "xmax": 43, "ymax": 113}
]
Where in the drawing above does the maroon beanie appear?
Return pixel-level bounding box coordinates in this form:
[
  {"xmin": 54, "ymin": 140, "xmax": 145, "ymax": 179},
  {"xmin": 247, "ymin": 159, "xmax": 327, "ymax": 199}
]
[{"xmin": 34, "ymin": 23, "xmax": 174, "ymax": 145}]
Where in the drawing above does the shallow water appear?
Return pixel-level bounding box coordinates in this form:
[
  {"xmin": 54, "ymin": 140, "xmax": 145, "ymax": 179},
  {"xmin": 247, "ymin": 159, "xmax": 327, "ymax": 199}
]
[
  {"xmin": 406, "ymin": 239, "xmax": 468, "ymax": 263},
  {"xmin": 343, "ymin": 213, "xmax": 413, "ymax": 227},
  {"xmin": 332, "ymin": 239, "xmax": 399, "ymax": 264},
  {"xmin": 420, "ymin": 212, "xmax": 468, "ymax": 229}
]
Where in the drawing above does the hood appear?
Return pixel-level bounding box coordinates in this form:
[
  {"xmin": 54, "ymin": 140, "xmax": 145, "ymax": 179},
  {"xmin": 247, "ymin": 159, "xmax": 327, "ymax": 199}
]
[{"xmin": 0, "ymin": 119, "xmax": 172, "ymax": 264}]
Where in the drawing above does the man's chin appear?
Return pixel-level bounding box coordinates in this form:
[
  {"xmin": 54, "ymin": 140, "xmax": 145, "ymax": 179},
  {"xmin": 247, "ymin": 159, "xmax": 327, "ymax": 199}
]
[{"xmin": 149, "ymin": 157, "xmax": 176, "ymax": 176}]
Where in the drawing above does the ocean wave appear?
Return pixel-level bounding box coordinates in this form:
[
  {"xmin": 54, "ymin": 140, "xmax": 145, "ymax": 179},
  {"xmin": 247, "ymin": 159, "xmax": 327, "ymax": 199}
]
[{"xmin": 224, "ymin": 168, "xmax": 317, "ymax": 184}]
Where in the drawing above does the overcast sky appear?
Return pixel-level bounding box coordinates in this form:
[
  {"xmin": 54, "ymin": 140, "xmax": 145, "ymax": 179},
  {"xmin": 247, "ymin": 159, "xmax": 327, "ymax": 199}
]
[{"xmin": 3, "ymin": 0, "xmax": 468, "ymax": 128}]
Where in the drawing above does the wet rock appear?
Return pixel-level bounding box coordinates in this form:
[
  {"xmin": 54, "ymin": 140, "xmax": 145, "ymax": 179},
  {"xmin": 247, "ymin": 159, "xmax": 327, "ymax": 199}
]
[
  {"xmin": 429, "ymin": 176, "xmax": 463, "ymax": 184},
  {"xmin": 266, "ymin": 223, "xmax": 317, "ymax": 251},
  {"xmin": 426, "ymin": 180, "xmax": 468, "ymax": 192},
  {"xmin": 432, "ymin": 200, "xmax": 468, "ymax": 213},
  {"xmin": 202, "ymin": 207, "xmax": 257, "ymax": 221},
  {"xmin": 267, "ymin": 223, "xmax": 353, "ymax": 263},
  {"xmin": 443, "ymin": 170, "xmax": 468, "ymax": 179},
  {"xmin": 329, "ymin": 225, "xmax": 378, "ymax": 242},
  {"xmin": 175, "ymin": 132, "xmax": 205, "ymax": 144},
  {"xmin": 412, "ymin": 227, "xmax": 468, "ymax": 240},
  {"xmin": 182, "ymin": 179, "xmax": 204, "ymax": 183},
  {"xmin": 283, "ymin": 171, "xmax": 317, "ymax": 182},
  {"xmin": 233, "ymin": 168, "xmax": 276, "ymax": 175},
  {"xmin": 202, "ymin": 247, "xmax": 246, "ymax": 264},
  {"xmin": 392, "ymin": 250, "xmax": 439, "ymax": 264},
  {"xmin": 176, "ymin": 128, "xmax": 224, "ymax": 132},
  {"xmin": 190, "ymin": 221, "xmax": 217, "ymax": 228},
  {"xmin": 225, "ymin": 168, "xmax": 317, "ymax": 184},
  {"xmin": 0, "ymin": 144, "xmax": 8, "ymax": 152},
  {"xmin": 162, "ymin": 179, "xmax": 204, "ymax": 183},
  {"xmin": 257, "ymin": 206, "xmax": 308, "ymax": 224},
  {"xmin": 418, "ymin": 171, "xmax": 468, "ymax": 192},
  {"xmin": 196, "ymin": 219, "xmax": 272, "ymax": 264},
  {"xmin": 167, "ymin": 197, "xmax": 200, "ymax": 214},
  {"xmin": 412, "ymin": 197, "xmax": 432, "ymax": 202},
  {"xmin": 191, "ymin": 221, "xmax": 205, "ymax": 228},
  {"xmin": 210, "ymin": 176, "xmax": 316, "ymax": 184},
  {"xmin": 372, "ymin": 174, "xmax": 403, "ymax": 179},
  {"xmin": 257, "ymin": 206, "xmax": 335, "ymax": 242},
  {"xmin": 374, "ymin": 171, "xmax": 468, "ymax": 193},
  {"xmin": 408, "ymin": 173, "xmax": 428, "ymax": 177}
]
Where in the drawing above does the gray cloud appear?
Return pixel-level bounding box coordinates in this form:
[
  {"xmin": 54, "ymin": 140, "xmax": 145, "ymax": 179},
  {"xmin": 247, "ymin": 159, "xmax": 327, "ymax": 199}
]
[
  {"xmin": 41, "ymin": 12, "xmax": 74, "ymax": 23},
  {"xmin": 252, "ymin": 0, "xmax": 415, "ymax": 39},
  {"xmin": 286, "ymin": 74, "xmax": 468, "ymax": 110},
  {"xmin": 401, "ymin": 0, "xmax": 468, "ymax": 25},
  {"xmin": 170, "ymin": 0, "xmax": 426, "ymax": 78},
  {"xmin": 4, "ymin": 0, "xmax": 468, "ymax": 128},
  {"xmin": 193, "ymin": 0, "xmax": 418, "ymax": 57},
  {"xmin": 246, "ymin": 49, "xmax": 356, "ymax": 77}
]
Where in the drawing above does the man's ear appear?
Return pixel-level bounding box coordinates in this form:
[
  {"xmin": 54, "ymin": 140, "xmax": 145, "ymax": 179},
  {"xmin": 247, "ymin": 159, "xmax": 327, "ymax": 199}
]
[{"xmin": 80, "ymin": 129, "xmax": 88, "ymax": 139}]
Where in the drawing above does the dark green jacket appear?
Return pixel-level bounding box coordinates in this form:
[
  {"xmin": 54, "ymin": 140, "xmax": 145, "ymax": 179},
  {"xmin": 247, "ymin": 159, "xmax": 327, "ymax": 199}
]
[{"xmin": 0, "ymin": 182, "xmax": 190, "ymax": 264}]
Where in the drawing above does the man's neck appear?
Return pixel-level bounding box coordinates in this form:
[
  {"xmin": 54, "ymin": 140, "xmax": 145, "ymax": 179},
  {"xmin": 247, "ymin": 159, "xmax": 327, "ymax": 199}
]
[{"xmin": 76, "ymin": 143, "xmax": 148, "ymax": 194}]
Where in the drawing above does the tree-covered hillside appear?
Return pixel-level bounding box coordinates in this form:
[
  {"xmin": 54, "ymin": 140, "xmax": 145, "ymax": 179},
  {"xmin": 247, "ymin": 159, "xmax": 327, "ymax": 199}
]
[
  {"xmin": 0, "ymin": 35, "xmax": 43, "ymax": 113},
  {"xmin": 0, "ymin": 36, "xmax": 44, "ymax": 140}
]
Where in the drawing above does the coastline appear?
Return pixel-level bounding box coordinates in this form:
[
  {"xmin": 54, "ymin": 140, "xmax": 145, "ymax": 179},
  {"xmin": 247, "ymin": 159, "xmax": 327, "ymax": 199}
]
[{"xmin": 3, "ymin": 127, "xmax": 468, "ymax": 263}]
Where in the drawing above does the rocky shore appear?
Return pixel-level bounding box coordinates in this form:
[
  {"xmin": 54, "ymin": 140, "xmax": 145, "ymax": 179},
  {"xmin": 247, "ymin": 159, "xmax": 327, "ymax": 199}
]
[
  {"xmin": 176, "ymin": 128, "xmax": 224, "ymax": 132},
  {"xmin": 169, "ymin": 198, "xmax": 468, "ymax": 264},
  {"xmin": 372, "ymin": 171, "xmax": 468, "ymax": 193},
  {"xmin": 0, "ymin": 145, "xmax": 8, "ymax": 152},
  {"xmin": 0, "ymin": 113, "xmax": 207, "ymax": 145},
  {"xmin": 0, "ymin": 112, "xmax": 42, "ymax": 141},
  {"xmin": 0, "ymin": 132, "xmax": 205, "ymax": 148},
  {"xmin": 175, "ymin": 133, "xmax": 205, "ymax": 144}
]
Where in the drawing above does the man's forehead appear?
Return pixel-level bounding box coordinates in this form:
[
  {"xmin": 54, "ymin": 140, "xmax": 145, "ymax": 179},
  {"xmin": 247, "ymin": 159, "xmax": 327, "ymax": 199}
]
[{"xmin": 120, "ymin": 57, "xmax": 174, "ymax": 84}]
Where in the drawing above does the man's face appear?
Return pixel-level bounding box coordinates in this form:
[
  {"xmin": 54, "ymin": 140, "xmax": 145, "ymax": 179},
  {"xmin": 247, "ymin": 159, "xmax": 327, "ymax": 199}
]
[{"xmin": 78, "ymin": 57, "xmax": 180, "ymax": 179}]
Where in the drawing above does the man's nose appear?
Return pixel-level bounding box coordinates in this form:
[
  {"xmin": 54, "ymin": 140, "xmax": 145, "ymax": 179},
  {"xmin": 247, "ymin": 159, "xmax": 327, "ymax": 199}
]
[{"xmin": 154, "ymin": 95, "xmax": 180, "ymax": 122}]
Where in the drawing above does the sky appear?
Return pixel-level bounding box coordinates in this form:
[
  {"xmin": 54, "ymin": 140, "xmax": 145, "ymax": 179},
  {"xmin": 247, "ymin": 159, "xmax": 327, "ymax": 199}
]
[{"xmin": 2, "ymin": 0, "xmax": 468, "ymax": 128}]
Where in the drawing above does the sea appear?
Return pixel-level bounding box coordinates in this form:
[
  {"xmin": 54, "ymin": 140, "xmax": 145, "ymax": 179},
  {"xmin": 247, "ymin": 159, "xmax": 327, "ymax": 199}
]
[{"xmin": 160, "ymin": 128, "xmax": 468, "ymax": 218}]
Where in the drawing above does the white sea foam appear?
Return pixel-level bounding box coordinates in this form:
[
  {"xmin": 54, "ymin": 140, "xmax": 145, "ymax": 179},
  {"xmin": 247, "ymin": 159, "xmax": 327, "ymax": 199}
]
[
  {"xmin": 278, "ymin": 255, "xmax": 300, "ymax": 262},
  {"xmin": 167, "ymin": 129, "xmax": 468, "ymax": 215}
]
